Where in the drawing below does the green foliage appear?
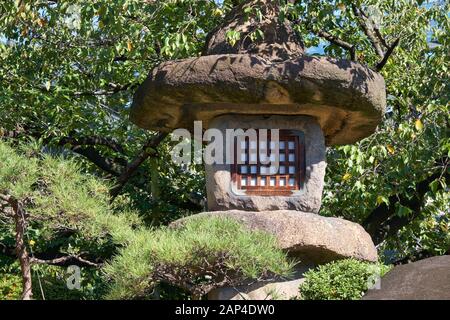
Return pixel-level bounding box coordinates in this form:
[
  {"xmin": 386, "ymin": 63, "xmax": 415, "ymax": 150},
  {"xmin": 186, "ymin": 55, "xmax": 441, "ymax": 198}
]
[
  {"xmin": 0, "ymin": 140, "xmax": 142, "ymax": 299},
  {"xmin": 103, "ymin": 216, "xmax": 293, "ymax": 299},
  {"xmin": 0, "ymin": 272, "xmax": 22, "ymax": 300},
  {"xmin": 0, "ymin": 0, "xmax": 224, "ymax": 135},
  {"xmin": 1, "ymin": 142, "xmax": 291, "ymax": 299},
  {"xmin": 31, "ymin": 264, "xmax": 107, "ymax": 300},
  {"xmin": 300, "ymin": 259, "xmax": 391, "ymax": 300},
  {"xmin": 0, "ymin": 0, "xmax": 221, "ymax": 223},
  {"xmin": 0, "ymin": 140, "xmax": 141, "ymax": 250},
  {"xmin": 0, "ymin": 254, "xmax": 22, "ymax": 300},
  {"xmin": 0, "ymin": 253, "xmax": 107, "ymax": 300}
]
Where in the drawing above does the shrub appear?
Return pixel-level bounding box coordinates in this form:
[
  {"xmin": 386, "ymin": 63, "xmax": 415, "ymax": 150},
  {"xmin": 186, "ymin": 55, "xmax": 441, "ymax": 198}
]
[
  {"xmin": 299, "ymin": 259, "xmax": 391, "ymax": 300},
  {"xmin": 0, "ymin": 255, "xmax": 22, "ymax": 300},
  {"xmin": 1, "ymin": 141, "xmax": 292, "ymax": 300},
  {"xmin": 30, "ymin": 264, "xmax": 108, "ymax": 300},
  {"xmin": 0, "ymin": 141, "xmax": 142, "ymax": 299},
  {"xmin": 103, "ymin": 216, "xmax": 294, "ymax": 299},
  {"xmin": 0, "ymin": 141, "xmax": 142, "ymax": 248}
]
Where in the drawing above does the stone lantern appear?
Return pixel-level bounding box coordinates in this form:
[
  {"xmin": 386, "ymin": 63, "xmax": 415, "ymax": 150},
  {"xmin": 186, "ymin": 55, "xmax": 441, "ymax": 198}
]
[{"xmin": 130, "ymin": 0, "xmax": 386, "ymax": 300}]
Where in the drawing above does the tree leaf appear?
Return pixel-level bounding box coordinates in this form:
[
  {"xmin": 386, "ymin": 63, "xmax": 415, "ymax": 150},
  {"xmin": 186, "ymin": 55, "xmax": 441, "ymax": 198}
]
[
  {"xmin": 415, "ymin": 118, "xmax": 424, "ymax": 131},
  {"xmin": 342, "ymin": 173, "xmax": 352, "ymax": 181},
  {"xmin": 386, "ymin": 145, "xmax": 395, "ymax": 155}
]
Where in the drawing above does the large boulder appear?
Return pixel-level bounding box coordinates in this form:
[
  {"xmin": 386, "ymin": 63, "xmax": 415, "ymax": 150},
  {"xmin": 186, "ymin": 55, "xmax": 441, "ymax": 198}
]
[
  {"xmin": 207, "ymin": 265, "xmax": 310, "ymax": 300},
  {"xmin": 363, "ymin": 256, "xmax": 450, "ymax": 300},
  {"xmin": 171, "ymin": 210, "xmax": 377, "ymax": 264},
  {"xmin": 208, "ymin": 278, "xmax": 304, "ymax": 300}
]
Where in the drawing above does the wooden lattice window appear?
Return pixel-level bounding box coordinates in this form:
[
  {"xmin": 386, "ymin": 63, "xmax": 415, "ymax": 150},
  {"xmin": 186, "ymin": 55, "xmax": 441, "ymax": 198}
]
[{"xmin": 232, "ymin": 130, "xmax": 305, "ymax": 196}]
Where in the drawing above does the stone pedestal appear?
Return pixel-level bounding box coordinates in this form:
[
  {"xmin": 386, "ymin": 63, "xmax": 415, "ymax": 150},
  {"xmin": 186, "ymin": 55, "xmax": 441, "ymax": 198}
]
[{"xmin": 172, "ymin": 210, "xmax": 377, "ymax": 264}]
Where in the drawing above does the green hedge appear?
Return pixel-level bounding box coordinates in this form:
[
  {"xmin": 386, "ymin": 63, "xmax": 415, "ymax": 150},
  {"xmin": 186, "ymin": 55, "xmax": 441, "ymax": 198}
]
[{"xmin": 299, "ymin": 259, "xmax": 391, "ymax": 300}]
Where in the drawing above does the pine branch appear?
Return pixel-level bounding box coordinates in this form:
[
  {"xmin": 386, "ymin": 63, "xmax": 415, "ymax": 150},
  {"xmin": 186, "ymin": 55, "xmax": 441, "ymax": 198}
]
[
  {"xmin": 31, "ymin": 255, "xmax": 102, "ymax": 268},
  {"xmin": 59, "ymin": 136, "xmax": 126, "ymax": 155},
  {"xmin": 110, "ymin": 132, "xmax": 168, "ymax": 199}
]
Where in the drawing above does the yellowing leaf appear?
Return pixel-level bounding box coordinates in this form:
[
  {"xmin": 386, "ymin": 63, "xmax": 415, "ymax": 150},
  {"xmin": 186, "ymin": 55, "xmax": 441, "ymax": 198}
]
[
  {"xmin": 376, "ymin": 196, "xmax": 383, "ymax": 205},
  {"xmin": 387, "ymin": 144, "xmax": 395, "ymax": 154},
  {"xmin": 337, "ymin": 3, "xmax": 346, "ymax": 11},
  {"xmin": 342, "ymin": 173, "xmax": 352, "ymax": 181},
  {"xmin": 127, "ymin": 40, "xmax": 133, "ymax": 52},
  {"xmin": 29, "ymin": 240, "xmax": 35, "ymax": 246},
  {"xmin": 376, "ymin": 195, "xmax": 389, "ymax": 206},
  {"xmin": 36, "ymin": 18, "xmax": 46, "ymax": 27},
  {"xmin": 415, "ymin": 118, "xmax": 423, "ymax": 131},
  {"xmin": 21, "ymin": 26, "xmax": 28, "ymax": 37}
]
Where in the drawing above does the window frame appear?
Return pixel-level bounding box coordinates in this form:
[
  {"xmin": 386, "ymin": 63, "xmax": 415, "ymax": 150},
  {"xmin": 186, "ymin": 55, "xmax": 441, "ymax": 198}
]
[{"xmin": 231, "ymin": 130, "xmax": 306, "ymax": 196}]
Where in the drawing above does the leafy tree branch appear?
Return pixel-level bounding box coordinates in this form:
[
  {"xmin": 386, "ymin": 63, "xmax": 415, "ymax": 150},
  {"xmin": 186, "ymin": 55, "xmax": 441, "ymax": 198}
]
[{"xmin": 363, "ymin": 158, "xmax": 449, "ymax": 245}]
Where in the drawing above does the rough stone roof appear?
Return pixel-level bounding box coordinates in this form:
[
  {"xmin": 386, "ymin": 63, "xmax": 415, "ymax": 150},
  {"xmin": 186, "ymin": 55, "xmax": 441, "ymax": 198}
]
[{"xmin": 130, "ymin": 0, "xmax": 386, "ymax": 145}]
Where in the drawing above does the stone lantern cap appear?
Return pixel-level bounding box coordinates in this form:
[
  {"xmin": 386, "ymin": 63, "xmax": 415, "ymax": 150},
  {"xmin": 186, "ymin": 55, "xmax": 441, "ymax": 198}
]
[{"xmin": 130, "ymin": 1, "xmax": 386, "ymax": 145}]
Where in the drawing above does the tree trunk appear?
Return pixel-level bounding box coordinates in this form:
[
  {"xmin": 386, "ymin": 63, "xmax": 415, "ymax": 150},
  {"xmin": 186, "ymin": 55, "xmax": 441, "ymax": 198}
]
[
  {"xmin": 11, "ymin": 198, "xmax": 33, "ymax": 300},
  {"xmin": 149, "ymin": 158, "xmax": 160, "ymax": 200}
]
